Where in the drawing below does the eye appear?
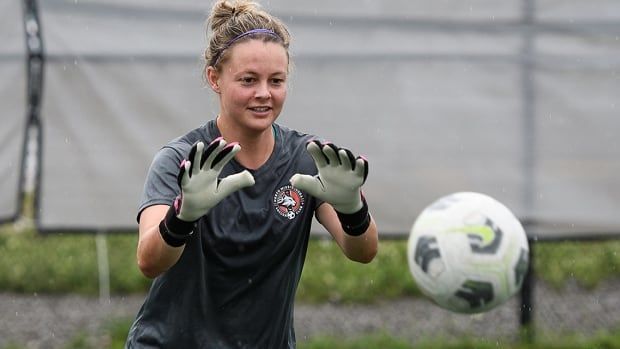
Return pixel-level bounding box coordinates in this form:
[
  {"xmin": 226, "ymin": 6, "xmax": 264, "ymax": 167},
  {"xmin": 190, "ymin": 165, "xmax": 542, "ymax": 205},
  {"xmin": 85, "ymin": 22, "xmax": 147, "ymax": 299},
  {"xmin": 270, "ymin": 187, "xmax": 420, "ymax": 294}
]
[
  {"xmin": 271, "ymin": 78, "xmax": 286, "ymax": 86},
  {"xmin": 240, "ymin": 76, "xmax": 256, "ymax": 85}
]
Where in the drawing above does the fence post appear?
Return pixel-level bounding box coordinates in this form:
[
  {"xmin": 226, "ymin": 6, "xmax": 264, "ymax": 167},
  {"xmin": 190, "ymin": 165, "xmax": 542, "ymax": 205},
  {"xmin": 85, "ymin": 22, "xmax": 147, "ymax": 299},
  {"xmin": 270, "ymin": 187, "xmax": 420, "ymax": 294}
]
[
  {"xmin": 96, "ymin": 231, "xmax": 111, "ymax": 304},
  {"xmin": 519, "ymin": 238, "xmax": 535, "ymax": 343}
]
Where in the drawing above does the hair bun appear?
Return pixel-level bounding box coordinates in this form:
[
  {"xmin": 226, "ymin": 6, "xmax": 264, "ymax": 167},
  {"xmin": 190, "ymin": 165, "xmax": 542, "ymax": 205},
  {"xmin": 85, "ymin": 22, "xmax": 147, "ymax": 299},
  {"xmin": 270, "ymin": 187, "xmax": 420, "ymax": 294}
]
[
  {"xmin": 209, "ymin": 0, "xmax": 260, "ymax": 32},
  {"xmin": 204, "ymin": 0, "xmax": 291, "ymax": 69}
]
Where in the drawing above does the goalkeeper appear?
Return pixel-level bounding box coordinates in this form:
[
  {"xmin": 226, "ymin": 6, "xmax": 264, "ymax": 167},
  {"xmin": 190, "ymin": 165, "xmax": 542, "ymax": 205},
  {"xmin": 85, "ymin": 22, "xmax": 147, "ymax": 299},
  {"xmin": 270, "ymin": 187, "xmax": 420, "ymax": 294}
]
[{"xmin": 125, "ymin": 0, "xmax": 378, "ymax": 348}]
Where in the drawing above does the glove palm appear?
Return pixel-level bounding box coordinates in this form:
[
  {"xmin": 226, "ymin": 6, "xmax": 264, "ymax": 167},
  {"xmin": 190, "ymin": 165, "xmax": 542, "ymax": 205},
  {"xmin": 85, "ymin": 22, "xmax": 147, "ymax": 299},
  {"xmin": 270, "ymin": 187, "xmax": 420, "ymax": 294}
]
[
  {"xmin": 290, "ymin": 141, "xmax": 368, "ymax": 214},
  {"xmin": 176, "ymin": 138, "xmax": 255, "ymax": 222}
]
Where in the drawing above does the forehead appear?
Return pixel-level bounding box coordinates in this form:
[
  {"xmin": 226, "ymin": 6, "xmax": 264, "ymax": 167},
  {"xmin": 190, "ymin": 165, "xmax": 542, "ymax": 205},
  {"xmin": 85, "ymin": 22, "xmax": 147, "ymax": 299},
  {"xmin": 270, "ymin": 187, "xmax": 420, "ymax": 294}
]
[{"xmin": 223, "ymin": 40, "xmax": 289, "ymax": 75}]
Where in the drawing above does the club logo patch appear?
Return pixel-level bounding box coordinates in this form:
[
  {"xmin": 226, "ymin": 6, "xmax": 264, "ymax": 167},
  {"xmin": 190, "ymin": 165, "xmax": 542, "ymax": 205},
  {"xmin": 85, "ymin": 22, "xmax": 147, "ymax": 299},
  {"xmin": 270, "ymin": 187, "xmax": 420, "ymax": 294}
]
[{"xmin": 273, "ymin": 185, "xmax": 304, "ymax": 220}]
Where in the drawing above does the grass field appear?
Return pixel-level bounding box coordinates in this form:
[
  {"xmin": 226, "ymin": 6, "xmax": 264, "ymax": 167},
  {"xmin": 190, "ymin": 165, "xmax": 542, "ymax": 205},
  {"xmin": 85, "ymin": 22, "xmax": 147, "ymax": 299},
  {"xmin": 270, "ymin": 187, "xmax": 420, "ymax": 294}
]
[
  {"xmin": 5, "ymin": 320, "xmax": 620, "ymax": 349},
  {"xmin": 1, "ymin": 219, "xmax": 620, "ymax": 348},
  {"xmin": 1, "ymin": 221, "xmax": 620, "ymax": 300}
]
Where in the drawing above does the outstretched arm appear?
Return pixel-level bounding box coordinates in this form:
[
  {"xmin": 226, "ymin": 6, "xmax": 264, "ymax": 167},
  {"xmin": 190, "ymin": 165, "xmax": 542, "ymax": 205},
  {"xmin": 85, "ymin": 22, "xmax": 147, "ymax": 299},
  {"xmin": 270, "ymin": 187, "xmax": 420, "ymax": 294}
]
[
  {"xmin": 136, "ymin": 138, "xmax": 255, "ymax": 278},
  {"xmin": 315, "ymin": 202, "xmax": 378, "ymax": 263},
  {"xmin": 137, "ymin": 204, "xmax": 184, "ymax": 278}
]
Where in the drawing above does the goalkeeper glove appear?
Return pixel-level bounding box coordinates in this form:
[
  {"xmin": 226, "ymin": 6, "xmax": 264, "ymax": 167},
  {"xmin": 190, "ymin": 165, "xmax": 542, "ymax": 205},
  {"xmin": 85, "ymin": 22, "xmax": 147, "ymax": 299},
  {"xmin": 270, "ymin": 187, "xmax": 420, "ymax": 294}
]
[
  {"xmin": 159, "ymin": 137, "xmax": 255, "ymax": 246},
  {"xmin": 290, "ymin": 140, "xmax": 370, "ymax": 236}
]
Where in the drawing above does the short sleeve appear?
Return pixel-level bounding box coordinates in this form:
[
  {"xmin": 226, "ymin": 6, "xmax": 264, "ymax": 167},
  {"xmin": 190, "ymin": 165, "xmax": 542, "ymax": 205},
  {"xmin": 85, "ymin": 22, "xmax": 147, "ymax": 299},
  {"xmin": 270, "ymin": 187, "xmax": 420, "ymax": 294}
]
[{"xmin": 136, "ymin": 145, "xmax": 186, "ymax": 223}]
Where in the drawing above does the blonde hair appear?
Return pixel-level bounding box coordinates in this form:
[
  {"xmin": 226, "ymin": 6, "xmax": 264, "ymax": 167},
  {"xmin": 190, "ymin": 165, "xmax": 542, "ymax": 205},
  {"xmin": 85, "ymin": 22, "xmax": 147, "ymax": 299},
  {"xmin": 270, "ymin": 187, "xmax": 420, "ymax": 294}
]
[{"xmin": 204, "ymin": 0, "xmax": 291, "ymax": 71}]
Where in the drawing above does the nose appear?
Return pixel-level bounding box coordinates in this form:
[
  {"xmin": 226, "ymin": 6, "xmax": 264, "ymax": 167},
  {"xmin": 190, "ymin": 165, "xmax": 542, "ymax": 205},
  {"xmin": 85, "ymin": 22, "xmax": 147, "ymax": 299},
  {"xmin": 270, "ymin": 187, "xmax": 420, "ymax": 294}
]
[{"xmin": 255, "ymin": 81, "xmax": 271, "ymax": 99}]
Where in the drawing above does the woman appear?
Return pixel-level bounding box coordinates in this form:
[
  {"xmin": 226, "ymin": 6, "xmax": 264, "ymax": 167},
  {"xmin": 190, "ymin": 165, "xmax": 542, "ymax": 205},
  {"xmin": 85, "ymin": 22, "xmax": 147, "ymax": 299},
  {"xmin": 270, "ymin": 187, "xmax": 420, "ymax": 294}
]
[{"xmin": 126, "ymin": 1, "xmax": 378, "ymax": 348}]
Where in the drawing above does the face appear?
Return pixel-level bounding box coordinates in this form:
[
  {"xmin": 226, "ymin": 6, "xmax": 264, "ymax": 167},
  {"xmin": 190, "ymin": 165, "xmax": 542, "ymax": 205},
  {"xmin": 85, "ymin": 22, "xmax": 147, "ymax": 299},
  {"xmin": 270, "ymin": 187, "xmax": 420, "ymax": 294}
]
[{"xmin": 208, "ymin": 39, "xmax": 288, "ymax": 135}]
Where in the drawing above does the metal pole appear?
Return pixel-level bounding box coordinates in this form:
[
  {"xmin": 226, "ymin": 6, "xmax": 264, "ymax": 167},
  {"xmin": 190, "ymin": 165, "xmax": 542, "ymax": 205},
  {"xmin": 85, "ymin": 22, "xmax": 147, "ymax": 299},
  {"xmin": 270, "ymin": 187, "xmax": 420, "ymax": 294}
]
[
  {"xmin": 519, "ymin": 0, "xmax": 537, "ymax": 342},
  {"xmin": 22, "ymin": 0, "xmax": 45, "ymax": 225},
  {"xmin": 520, "ymin": 238, "xmax": 535, "ymax": 342},
  {"xmin": 96, "ymin": 231, "xmax": 111, "ymax": 304}
]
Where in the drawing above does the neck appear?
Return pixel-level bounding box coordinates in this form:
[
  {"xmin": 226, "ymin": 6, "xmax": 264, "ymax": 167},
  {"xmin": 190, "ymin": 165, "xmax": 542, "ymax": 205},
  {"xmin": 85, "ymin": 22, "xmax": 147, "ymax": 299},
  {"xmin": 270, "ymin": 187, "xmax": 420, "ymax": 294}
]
[{"xmin": 216, "ymin": 116, "xmax": 275, "ymax": 170}]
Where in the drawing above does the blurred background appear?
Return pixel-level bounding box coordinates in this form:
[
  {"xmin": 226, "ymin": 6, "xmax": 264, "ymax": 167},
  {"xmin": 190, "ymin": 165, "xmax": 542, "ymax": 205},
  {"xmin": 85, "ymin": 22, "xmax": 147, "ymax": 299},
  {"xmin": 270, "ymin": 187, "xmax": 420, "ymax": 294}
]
[{"xmin": 1, "ymin": 0, "xmax": 619, "ymax": 348}]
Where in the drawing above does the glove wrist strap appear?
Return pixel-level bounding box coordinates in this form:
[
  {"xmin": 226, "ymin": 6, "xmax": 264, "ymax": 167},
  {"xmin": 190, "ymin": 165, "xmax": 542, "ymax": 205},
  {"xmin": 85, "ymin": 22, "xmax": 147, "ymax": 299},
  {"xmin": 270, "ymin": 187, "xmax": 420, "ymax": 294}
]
[
  {"xmin": 335, "ymin": 196, "xmax": 371, "ymax": 236},
  {"xmin": 159, "ymin": 198, "xmax": 196, "ymax": 247}
]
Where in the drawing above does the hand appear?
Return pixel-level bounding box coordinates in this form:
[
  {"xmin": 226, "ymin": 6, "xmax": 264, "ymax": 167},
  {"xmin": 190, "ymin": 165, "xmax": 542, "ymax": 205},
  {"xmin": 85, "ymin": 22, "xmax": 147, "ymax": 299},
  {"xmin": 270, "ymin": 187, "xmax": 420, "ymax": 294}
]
[
  {"xmin": 175, "ymin": 137, "xmax": 255, "ymax": 222},
  {"xmin": 290, "ymin": 140, "xmax": 368, "ymax": 214}
]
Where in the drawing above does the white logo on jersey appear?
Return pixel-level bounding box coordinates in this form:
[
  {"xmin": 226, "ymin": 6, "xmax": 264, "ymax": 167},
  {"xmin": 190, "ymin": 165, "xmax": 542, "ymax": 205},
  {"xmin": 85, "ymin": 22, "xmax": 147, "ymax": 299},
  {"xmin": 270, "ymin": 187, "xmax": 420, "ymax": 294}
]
[{"xmin": 273, "ymin": 185, "xmax": 304, "ymax": 220}]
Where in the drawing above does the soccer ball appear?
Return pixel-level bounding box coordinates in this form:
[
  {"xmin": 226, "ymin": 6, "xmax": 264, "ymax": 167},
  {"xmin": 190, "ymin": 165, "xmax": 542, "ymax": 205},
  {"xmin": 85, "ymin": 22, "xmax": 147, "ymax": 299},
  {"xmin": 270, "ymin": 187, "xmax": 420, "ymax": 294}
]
[{"xmin": 407, "ymin": 192, "xmax": 529, "ymax": 314}]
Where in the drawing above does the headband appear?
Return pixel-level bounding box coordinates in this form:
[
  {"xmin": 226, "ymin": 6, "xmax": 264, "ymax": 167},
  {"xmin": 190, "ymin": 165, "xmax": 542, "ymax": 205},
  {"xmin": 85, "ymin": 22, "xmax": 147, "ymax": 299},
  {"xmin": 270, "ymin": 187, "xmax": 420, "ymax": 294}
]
[{"xmin": 211, "ymin": 28, "xmax": 281, "ymax": 66}]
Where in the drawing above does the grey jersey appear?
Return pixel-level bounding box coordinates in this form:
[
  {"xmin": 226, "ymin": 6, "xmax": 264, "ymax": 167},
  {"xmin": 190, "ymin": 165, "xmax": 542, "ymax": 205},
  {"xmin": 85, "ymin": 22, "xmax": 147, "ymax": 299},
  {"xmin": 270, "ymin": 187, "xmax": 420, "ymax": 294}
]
[{"xmin": 126, "ymin": 120, "xmax": 321, "ymax": 349}]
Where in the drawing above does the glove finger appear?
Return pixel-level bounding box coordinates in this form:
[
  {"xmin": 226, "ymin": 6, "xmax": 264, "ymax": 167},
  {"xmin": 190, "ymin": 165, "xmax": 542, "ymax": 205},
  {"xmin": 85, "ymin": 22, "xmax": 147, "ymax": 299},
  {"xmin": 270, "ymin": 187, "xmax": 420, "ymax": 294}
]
[
  {"xmin": 322, "ymin": 143, "xmax": 340, "ymax": 166},
  {"xmin": 203, "ymin": 137, "xmax": 226, "ymax": 168},
  {"xmin": 290, "ymin": 174, "xmax": 324, "ymax": 197},
  {"xmin": 177, "ymin": 159, "xmax": 187, "ymax": 187},
  {"xmin": 306, "ymin": 141, "xmax": 328, "ymax": 168},
  {"xmin": 179, "ymin": 160, "xmax": 192, "ymax": 187},
  {"xmin": 192, "ymin": 142, "xmax": 206, "ymax": 175},
  {"xmin": 217, "ymin": 170, "xmax": 255, "ymax": 197},
  {"xmin": 186, "ymin": 142, "xmax": 199, "ymax": 176},
  {"xmin": 211, "ymin": 142, "xmax": 240, "ymax": 171},
  {"xmin": 338, "ymin": 148, "xmax": 356, "ymax": 171},
  {"xmin": 355, "ymin": 156, "xmax": 369, "ymax": 184}
]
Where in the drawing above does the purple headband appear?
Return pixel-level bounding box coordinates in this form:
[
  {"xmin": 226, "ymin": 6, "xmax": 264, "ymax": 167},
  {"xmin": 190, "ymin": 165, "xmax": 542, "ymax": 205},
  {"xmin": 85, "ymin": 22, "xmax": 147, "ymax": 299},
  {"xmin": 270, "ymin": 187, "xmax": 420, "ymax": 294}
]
[{"xmin": 211, "ymin": 28, "xmax": 281, "ymax": 66}]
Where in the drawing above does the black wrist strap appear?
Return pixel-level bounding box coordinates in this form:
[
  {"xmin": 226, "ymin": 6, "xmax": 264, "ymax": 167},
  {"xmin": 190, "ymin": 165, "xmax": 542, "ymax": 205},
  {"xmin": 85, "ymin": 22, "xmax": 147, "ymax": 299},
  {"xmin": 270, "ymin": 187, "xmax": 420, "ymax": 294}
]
[
  {"xmin": 159, "ymin": 205, "xmax": 195, "ymax": 247},
  {"xmin": 335, "ymin": 197, "xmax": 371, "ymax": 237}
]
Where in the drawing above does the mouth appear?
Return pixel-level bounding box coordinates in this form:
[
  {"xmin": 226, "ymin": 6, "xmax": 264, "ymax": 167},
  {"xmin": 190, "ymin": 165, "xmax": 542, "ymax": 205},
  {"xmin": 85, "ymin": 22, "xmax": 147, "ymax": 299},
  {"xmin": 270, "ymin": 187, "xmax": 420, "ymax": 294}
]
[{"xmin": 248, "ymin": 106, "xmax": 272, "ymax": 113}]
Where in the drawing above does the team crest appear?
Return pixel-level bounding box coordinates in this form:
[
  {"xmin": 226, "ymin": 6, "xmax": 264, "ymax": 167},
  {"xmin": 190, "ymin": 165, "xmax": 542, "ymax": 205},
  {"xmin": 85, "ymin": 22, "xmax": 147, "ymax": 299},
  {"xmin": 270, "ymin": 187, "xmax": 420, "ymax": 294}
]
[{"xmin": 273, "ymin": 185, "xmax": 304, "ymax": 220}]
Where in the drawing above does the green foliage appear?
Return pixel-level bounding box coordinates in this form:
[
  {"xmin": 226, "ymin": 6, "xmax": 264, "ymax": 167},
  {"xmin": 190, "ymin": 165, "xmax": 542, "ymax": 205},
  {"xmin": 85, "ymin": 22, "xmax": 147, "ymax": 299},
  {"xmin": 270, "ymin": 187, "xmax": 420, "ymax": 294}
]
[
  {"xmin": 297, "ymin": 239, "xmax": 420, "ymax": 303},
  {"xmin": 300, "ymin": 332, "xmax": 411, "ymax": 349},
  {"xmin": 1, "ymin": 343, "xmax": 23, "ymax": 349},
  {"xmin": 5, "ymin": 326, "xmax": 620, "ymax": 349},
  {"xmin": 103, "ymin": 317, "xmax": 134, "ymax": 349},
  {"xmin": 534, "ymin": 240, "xmax": 620, "ymax": 289},
  {"xmin": 62, "ymin": 333, "xmax": 91, "ymax": 349},
  {"xmin": 2, "ymin": 221, "xmax": 620, "ymax": 302},
  {"xmin": 105, "ymin": 235, "xmax": 151, "ymax": 293},
  {"xmin": 297, "ymin": 330, "xmax": 620, "ymax": 349},
  {"xmin": 0, "ymin": 231, "xmax": 99, "ymax": 294}
]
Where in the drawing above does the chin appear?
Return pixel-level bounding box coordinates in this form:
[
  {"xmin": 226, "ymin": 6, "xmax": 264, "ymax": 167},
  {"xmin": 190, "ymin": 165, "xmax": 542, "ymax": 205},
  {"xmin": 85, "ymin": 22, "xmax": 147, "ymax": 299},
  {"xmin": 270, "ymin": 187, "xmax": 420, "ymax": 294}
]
[{"xmin": 246, "ymin": 116, "xmax": 278, "ymax": 131}]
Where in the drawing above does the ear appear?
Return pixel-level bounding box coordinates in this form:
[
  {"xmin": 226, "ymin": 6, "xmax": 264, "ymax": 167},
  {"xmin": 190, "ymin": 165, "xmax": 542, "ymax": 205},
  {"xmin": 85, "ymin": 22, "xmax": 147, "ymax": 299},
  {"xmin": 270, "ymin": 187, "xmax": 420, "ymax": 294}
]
[{"xmin": 206, "ymin": 66, "xmax": 220, "ymax": 93}]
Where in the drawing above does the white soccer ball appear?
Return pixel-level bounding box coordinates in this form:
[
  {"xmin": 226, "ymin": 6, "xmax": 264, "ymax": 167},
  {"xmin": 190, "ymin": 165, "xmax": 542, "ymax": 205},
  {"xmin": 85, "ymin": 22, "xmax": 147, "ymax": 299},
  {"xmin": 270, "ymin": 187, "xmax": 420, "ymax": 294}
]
[{"xmin": 407, "ymin": 192, "xmax": 529, "ymax": 314}]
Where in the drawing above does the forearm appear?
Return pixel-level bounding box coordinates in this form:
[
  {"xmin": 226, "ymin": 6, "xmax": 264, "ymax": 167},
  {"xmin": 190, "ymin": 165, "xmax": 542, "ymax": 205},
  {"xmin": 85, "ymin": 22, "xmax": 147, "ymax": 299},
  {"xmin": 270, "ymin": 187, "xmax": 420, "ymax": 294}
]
[
  {"xmin": 317, "ymin": 203, "xmax": 378, "ymax": 264},
  {"xmin": 341, "ymin": 217, "xmax": 378, "ymax": 264},
  {"xmin": 137, "ymin": 224, "xmax": 184, "ymax": 278},
  {"xmin": 136, "ymin": 205, "xmax": 186, "ymax": 278}
]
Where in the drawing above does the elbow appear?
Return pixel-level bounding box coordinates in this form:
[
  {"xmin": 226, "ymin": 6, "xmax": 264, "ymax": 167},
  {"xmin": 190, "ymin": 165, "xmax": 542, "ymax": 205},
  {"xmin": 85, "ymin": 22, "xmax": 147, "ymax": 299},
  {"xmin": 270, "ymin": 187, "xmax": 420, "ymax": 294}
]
[
  {"xmin": 137, "ymin": 256, "xmax": 163, "ymax": 279},
  {"xmin": 359, "ymin": 249, "xmax": 378, "ymax": 264},
  {"xmin": 349, "ymin": 245, "xmax": 378, "ymax": 264}
]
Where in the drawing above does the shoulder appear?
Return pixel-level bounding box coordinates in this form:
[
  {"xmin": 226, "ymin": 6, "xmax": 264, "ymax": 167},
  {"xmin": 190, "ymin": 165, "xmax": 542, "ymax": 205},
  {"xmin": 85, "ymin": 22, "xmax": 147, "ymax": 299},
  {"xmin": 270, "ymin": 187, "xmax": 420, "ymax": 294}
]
[
  {"xmin": 274, "ymin": 123, "xmax": 322, "ymax": 153},
  {"xmin": 154, "ymin": 122, "xmax": 214, "ymax": 164},
  {"xmin": 273, "ymin": 124, "xmax": 324, "ymax": 174}
]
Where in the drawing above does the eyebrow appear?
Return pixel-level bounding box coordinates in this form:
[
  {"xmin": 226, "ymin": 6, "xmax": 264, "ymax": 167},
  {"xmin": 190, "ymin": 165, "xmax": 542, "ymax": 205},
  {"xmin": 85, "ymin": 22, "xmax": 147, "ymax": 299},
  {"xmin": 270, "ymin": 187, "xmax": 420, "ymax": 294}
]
[{"xmin": 236, "ymin": 70, "xmax": 287, "ymax": 77}]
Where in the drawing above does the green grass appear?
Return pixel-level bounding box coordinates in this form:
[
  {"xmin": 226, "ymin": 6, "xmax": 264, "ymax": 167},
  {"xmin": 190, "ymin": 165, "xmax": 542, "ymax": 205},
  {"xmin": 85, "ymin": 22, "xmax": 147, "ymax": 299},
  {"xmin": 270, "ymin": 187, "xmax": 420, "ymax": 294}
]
[
  {"xmin": 4, "ymin": 320, "xmax": 620, "ymax": 349},
  {"xmin": 1, "ymin": 220, "xmax": 620, "ymax": 300},
  {"xmin": 300, "ymin": 330, "xmax": 620, "ymax": 349},
  {"xmin": 1, "ymin": 218, "xmax": 620, "ymax": 348}
]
